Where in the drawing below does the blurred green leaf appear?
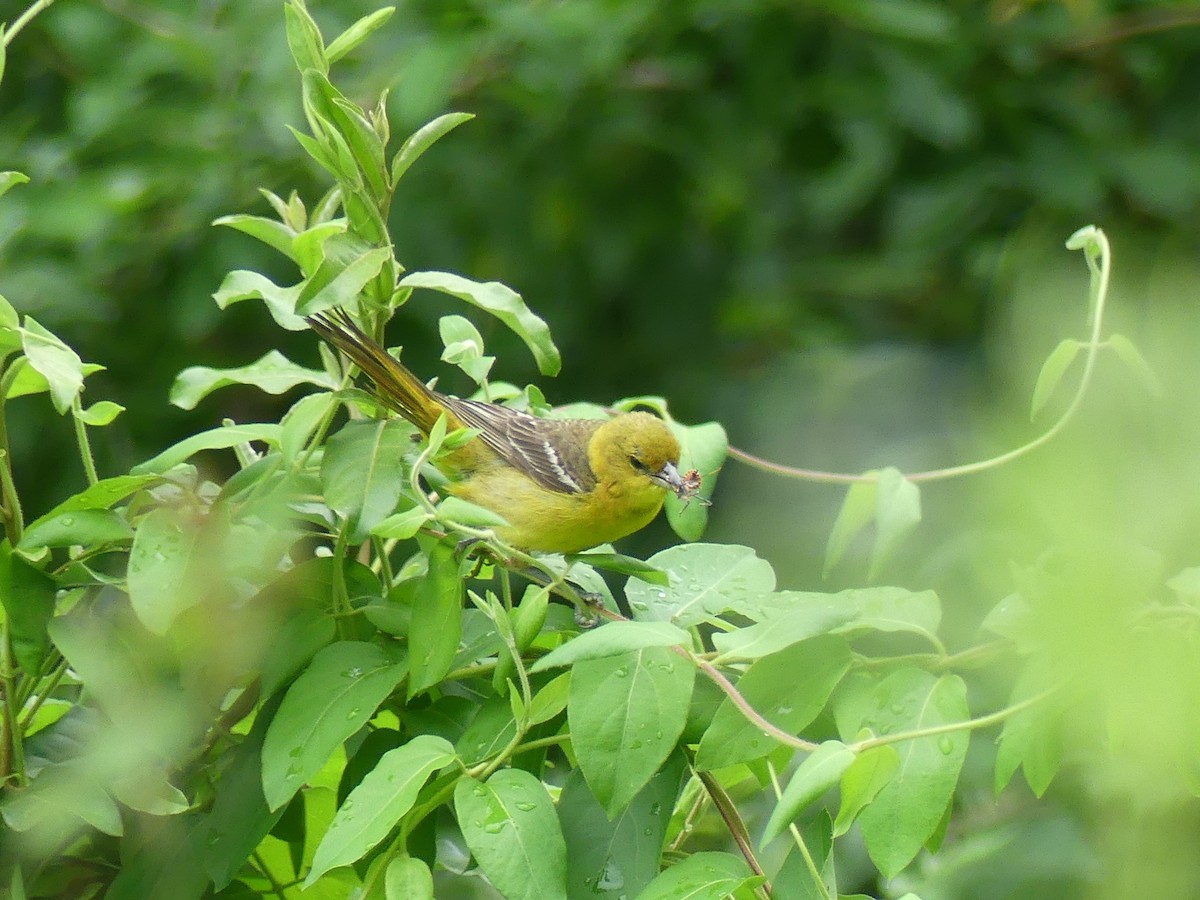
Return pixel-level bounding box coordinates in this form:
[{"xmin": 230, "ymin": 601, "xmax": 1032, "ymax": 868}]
[
  {"xmin": 834, "ymin": 744, "xmax": 900, "ymax": 837},
  {"xmin": 870, "ymin": 467, "xmax": 921, "ymax": 578},
  {"xmin": 1107, "ymin": 333, "xmax": 1161, "ymax": 396},
  {"xmin": 1031, "ymin": 339, "xmax": 1081, "ymax": 420},
  {"xmin": 127, "ymin": 506, "xmax": 202, "ymax": 635},
  {"xmin": 0, "ymin": 171, "xmax": 28, "ymax": 200},
  {"xmin": 284, "ymin": 0, "xmax": 327, "ymax": 75},
  {"xmin": 825, "ymin": 479, "xmax": 878, "ymax": 576},
  {"xmin": 320, "ymin": 418, "xmax": 413, "ymax": 541}
]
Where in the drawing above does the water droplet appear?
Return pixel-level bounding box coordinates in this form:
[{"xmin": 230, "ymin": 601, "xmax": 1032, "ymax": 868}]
[
  {"xmin": 890, "ymin": 702, "xmax": 907, "ymax": 716},
  {"xmin": 629, "ymin": 740, "xmax": 643, "ymax": 750},
  {"xmin": 595, "ymin": 859, "xmax": 625, "ymax": 891},
  {"xmin": 648, "ymin": 802, "xmax": 662, "ymax": 816},
  {"xmin": 343, "ymin": 667, "xmax": 363, "ymax": 679},
  {"xmin": 346, "ymin": 707, "xmax": 361, "ymax": 719},
  {"xmin": 514, "ymin": 801, "xmax": 536, "ymax": 812},
  {"xmin": 483, "ymin": 820, "xmax": 507, "ymax": 834},
  {"xmin": 938, "ymin": 735, "xmax": 955, "ymax": 755},
  {"xmin": 655, "ymin": 590, "xmax": 667, "ymax": 599},
  {"xmin": 614, "ymin": 666, "xmax": 630, "ymax": 678},
  {"xmin": 473, "ymin": 785, "xmax": 487, "ymax": 797},
  {"xmin": 60, "ymin": 516, "xmax": 74, "ymax": 527}
]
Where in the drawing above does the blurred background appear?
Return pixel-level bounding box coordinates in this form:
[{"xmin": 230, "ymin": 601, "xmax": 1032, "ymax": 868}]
[{"xmin": 4, "ymin": 2, "xmax": 1200, "ymax": 896}]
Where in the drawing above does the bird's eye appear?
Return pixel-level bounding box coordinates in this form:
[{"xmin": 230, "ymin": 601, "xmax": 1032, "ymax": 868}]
[{"xmin": 628, "ymin": 454, "xmax": 647, "ymax": 472}]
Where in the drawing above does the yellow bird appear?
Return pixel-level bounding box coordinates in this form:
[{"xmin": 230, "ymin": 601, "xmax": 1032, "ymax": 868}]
[{"xmin": 308, "ymin": 311, "xmax": 689, "ymax": 553}]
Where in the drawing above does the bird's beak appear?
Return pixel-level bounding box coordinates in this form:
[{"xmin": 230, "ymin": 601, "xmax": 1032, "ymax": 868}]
[{"xmin": 651, "ymin": 461, "xmax": 686, "ymax": 497}]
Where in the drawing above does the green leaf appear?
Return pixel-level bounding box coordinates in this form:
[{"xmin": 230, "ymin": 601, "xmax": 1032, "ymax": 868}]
[
  {"xmin": 711, "ymin": 602, "xmax": 856, "ymax": 662},
  {"xmin": 212, "ymin": 270, "xmax": 306, "ymax": 331},
  {"xmin": 407, "ymin": 542, "xmax": 464, "ymax": 695},
  {"xmin": 284, "ymin": 0, "xmax": 327, "ymax": 74},
  {"xmin": 439, "ymin": 313, "xmax": 494, "ymax": 384},
  {"xmin": 569, "ymin": 646, "xmax": 695, "ymax": 816},
  {"xmin": 454, "ymin": 769, "xmax": 569, "ymax": 900},
  {"xmin": 306, "ymin": 735, "xmax": 456, "ymax": 884},
  {"xmin": 568, "ymin": 550, "xmax": 668, "ymax": 585},
  {"xmin": 321, "ymin": 419, "xmax": 414, "ymax": 542},
  {"xmin": 531, "ymin": 621, "xmax": 690, "ymax": 673},
  {"xmin": 774, "ymin": 812, "xmax": 837, "ymax": 899},
  {"xmin": 869, "ymin": 467, "xmax": 921, "ymax": 578},
  {"xmin": 302, "ymin": 70, "xmax": 388, "ymax": 199},
  {"xmin": 399, "ymin": 271, "xmax": 560, "ymax": 375},
  {"xmin": 527, "ymin": 672, "xmax": 571, "ymax": 726},
  {"xmin": 695, "ymin": 636, "xmax": 851, "ymax": 770},
  {"xmin": 370, "ymin": 506, "xmax": 431, "ymax": 540},
  {"xmin": 73, "ymin": 399, "xmax": 125, "ymax": 426},
  {"xmin": 384, "ymin": 856, "xmax": 434, "ymax": 900},
  {"xmin": 391, "ymin": 113, "xmax": 474, "ymax": 185},
  {"xmin": 557, "ymin": 754, "xmax": 685, "ymax": 900},
  {"xmin": 295, "ymin": 245, "xmax": 392, "ymax": 316},
  {"xmin": 1107, "ymin": 333, "xmax": 1161, "ymax": 396},
  {"xmin": 33, "ymin": 474, "xmax": 159, "ymax": 520},
  {"xmin": 212, "ymin": 214, "xmax": 296, "ymax": 261},
  {"xmin": 0, "ymin": 171, "xmax": 30, "ymax": 200},
  {"xmin": 2, "ymin": 761, "xmax": 123, "ymax": 837},
  {"xmin": 18, "ymin": 509, "xmax": 133, "ymax": 551},
  {"xmin": 436, "ymin": 494, "xmax": 510, "ymax": 528},
  {"xmin": 127, "ymin": 506, "xmax": 202, "ymax": 635},
  {"xmin": 637, "ymin": 852, "xmax": 757, "ymax": 900},
  {"xmin": 132, "ymin": 423, "xmax": 282, "ymax": 475},
  {"xmin": 280, "ymin": 391, "xmax": 335, "ymax": 463},
  {"xmin": 824, "ymin": 479, "xmax": 878, "ymax": 576},
  {"xmin": 663, "ymin": 420, "xmax": 728, "ymax": 542},
  {"xmin": 170, "ymin": 350, "xmax": 334, "ymax": 410},
  {"xmin": 833, "ymin": 744, "xmax": 900, "ymax": 837},
  {"xmin": 261, "ymin": 641, "xmax": 406, "ymax": 810},
  {"xmin": 856, "ymin": 670, "xmax": 970, "ymax": 878},
  {"xmin": 995, "ymin": 663, "xmax": 1063, "ymax": 797},
  {"xmin": 0, "ymin": 542, "xmax": 56, "ymax": 673},
  {"xmin": 760, "ymin": 741, "xmax": 857, "ymax": 847},
  {"xmin": 326, "ymin": 7, "xmax": 396, "ymax": 64},
  {"xmin": 1030, "ymin": 339, "xmax": 1081, "ymax": 420},
  {"xmin": 203, "ymin": 697, "xmax": 288, "ymax": 890},
  {"xmin": 21, "ymin": 317, "xmax": 84, "ymax": 414},
  {"xmin": 625, "ymin": 543, "xmax": 775, "ymax": 626}
]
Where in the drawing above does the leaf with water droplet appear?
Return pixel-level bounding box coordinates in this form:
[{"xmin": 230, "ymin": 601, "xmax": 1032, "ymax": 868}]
[{"xmin": 454, "ymin": 770, "xmax": 567, "ymax": 899}]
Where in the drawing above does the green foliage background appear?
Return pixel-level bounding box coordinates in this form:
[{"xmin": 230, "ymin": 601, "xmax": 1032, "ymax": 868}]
[
  {"xmin": 5, "ymin": 2, "xmax": 1200, "ymax": 899},
  {"xmin": 4, "ymin": 1, "xmax": 1199, "ymax": 506}
]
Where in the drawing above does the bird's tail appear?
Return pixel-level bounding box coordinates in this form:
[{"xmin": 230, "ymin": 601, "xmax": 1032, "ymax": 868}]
[{"xmin": 307, "ymin": 310, "xmax": 447, "ymax": 435}]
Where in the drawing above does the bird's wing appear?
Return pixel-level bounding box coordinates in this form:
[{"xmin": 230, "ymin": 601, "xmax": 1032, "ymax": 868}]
[{"xmin": 447, "ymin": 398, "xmax": 600, "ymax": 495}]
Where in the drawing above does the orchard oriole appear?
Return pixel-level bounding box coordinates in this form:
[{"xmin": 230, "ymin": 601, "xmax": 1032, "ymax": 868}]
[{"xmin": 308, "ymin": 311, "xmax": 689, "ymax": 553}]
